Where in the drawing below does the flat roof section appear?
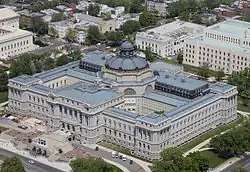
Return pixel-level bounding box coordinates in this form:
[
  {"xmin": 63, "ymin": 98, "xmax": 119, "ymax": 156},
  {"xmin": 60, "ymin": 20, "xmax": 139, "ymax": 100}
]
[
  {"xmin": 192, "ymin": 36, "xmax": 250, "ymax": 53},
  {"xmin": 55, "ymin": 83, "xmax": 121, "ymax": 106},
  {"xmin": 209, "ymin": 19, "xmax": 250, "ymax": 38}
]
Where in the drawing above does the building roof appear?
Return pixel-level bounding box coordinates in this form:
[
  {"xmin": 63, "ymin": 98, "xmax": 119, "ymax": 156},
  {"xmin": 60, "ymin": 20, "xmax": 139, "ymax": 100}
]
[
  {"xmin": 104, "ymin": 108, "xmax": 138, "ymax": 120},
  {"xmin": 0, "ymin": 27, "xmax": 33, "ymax": 44},
  {"xmin": 10, "ymin": 75, "xmax": 40, "ymax": 85},
  {"xmin": 210, "ymin": 82, "xmax": 235, "ymax": 93},
  {"xmin": 136, "ymin": 20, "xmax": 204, "ymax": 42},
  {"xmin": 150, "ymin": 60, "xmax": 183, "ymax": 74},
  {"xmin": 80, "ymin": 50, "xmax": 112, "ymax": 66},
  {"xmin": 156, "ymin": 72, "xmax": 208, "ymax": 91},
  {"xmin": 208, "ymin": 19, "xmax": 250, "ymax": 38},
  {"xmin": 74, "ymin": 13, "xmax": 102, "ymax": 24},
  {"xmin": 29, "ymin": 84, "xmax": 55, "ymax": 94},
  {"xmin": 55, "ymin": 83, "xmax": 121, "ymax": 106},
  {"xmin": 105, "ymin": 41, "xmax": 149, "ymax": 71},
  {"xmin": 0, "ymin": 8, "xmax": 19, "ymax": 21},
  {"xmin": 191, "ymin": 36, "xmax": 250, "ymax": 53},
  {"xmin": 143, "ymin": 91, "xmax": 188, "ymax": 106}
]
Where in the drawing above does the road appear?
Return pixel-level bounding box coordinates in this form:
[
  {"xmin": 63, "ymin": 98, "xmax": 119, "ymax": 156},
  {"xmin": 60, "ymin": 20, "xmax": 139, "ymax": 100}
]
[
  {"xmin": 0, "ymin": 148, "xmax": 63, "ymax": 172},
  {"xmin": 80, "ymin": 145, "xmax": 145, "ymax": 172},
  {"xmin": 221, "ymin": 156, "xmax": 250, "ymax": 172}
]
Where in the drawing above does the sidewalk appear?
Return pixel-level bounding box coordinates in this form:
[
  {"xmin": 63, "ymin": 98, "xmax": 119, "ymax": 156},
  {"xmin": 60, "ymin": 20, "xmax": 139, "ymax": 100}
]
[
  {"xmin": 183, "ymin": 138, "xmax": 211, "ymax": 157},
  {"xmin": 0, "ymin": 141, "xmax": 72, "ymax": 172},
  {"xmin": 85, "ymin": 143, "xmax": 153, "ymax": 172},
  {"xmin": 211, "ymin": 157, "xmax": 240, "ymax": 172}
]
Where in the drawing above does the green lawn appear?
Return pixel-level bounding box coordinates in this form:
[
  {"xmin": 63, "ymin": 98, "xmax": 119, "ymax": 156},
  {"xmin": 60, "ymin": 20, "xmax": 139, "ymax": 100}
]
[
  {"xmin": 200, "ymin": 150, "xmax": 228, "ymax": 168},
  {"xmin": 237, "ymin": 96, "xmax": 250, "ymax": 113},
  {"xmin": 0, "ymin": 92, "xmax": 8, "ymax": 103},
  {"xmin": 98, "ymin": 142, "xmax": 131, "ymax": 155}
]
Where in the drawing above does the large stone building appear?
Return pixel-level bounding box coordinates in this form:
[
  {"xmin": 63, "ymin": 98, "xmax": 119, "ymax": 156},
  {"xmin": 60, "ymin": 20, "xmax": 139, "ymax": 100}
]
[
  {"xmin": 183, "ymin": 19, "xmax": 250, "ymax": 74},
  {"xmin": 8, "ymin": 41, "xmax": 238, "ymax": 160},
  {"xmin": 136, "ymin": 20, "xmax": 205, "ymax": 58},
  {"xmin": 0, "ymin": 8, "xmax": 36, "ymax": 60}
]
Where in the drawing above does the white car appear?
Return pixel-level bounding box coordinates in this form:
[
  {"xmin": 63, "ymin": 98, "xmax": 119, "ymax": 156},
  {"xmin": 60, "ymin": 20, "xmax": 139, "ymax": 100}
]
[
  {"xmin": 111, "ymin": 151, "xmax": 116, "ymax": 158},
  {"xmin": 28, "ymin": 160, "xmax": 35, "ymax": 164},
  {"xmin": 122, "ymin": 155, "xmax": 127, "ymax": 161}
]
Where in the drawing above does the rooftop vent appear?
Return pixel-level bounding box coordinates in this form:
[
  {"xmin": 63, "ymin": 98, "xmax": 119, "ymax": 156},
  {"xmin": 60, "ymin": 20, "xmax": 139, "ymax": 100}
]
[
  {"xmin": 102, "ymin": 56, "xmax": 105, "ymax": 60},
  {"xmin": 165, "ymin": 74, "xmax": 169, "ymax": 78},
  {"xmin": 181, "ymin": 79, "xmax": 186, "ymax": 83}
]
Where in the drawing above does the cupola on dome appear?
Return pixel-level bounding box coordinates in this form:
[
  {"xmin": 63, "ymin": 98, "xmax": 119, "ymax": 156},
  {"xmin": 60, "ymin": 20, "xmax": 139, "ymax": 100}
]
[{"xmin": 105, "ymin": 41, "xmax": 149, "ymax": 71}]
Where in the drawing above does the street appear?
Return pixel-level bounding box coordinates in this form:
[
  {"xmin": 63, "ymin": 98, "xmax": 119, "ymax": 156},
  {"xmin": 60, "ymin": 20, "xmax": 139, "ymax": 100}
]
[
  {"xmin": 80, "ymin": 145, "xmax": 145, "ymax": 172},
  {"xmin": 0, "ymin": 148, "xmax": 63, "ymax": 172},
  {"xmin": 221, "ymin": 156, "xmax": 250, "ymax": 172}
]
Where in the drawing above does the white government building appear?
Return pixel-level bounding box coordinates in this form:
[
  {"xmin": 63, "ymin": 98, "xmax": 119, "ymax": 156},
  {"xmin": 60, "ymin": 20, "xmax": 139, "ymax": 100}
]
[
  {"xmin": 8, "ymin": 41, "xmax": 238, "ymax": 160},
  {"xmin": 135, "ymin": 20, "xmax": 205, "ymax": 58},
  {"xmin": 0, "ymin": 8, "xmax": 36, "ymax": 60},
  {"xmin": 183, "ymin": 19, "xmax": 250, "ymax": 74}
]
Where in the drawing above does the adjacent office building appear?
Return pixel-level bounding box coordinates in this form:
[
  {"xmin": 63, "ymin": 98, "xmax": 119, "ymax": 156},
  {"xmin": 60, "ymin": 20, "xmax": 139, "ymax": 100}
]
[
  {"xmin": 0, "ymin": 8, "xmax": 36, "ymax": 59},
  {"xmin": 8, "ymin": 41, "xmax": 237, "ymax": 160},
  {"xmin": 136, "ymin": 20, "xmax": 205, "ymax": 58},
  {"xmin": 183, "ymin": 19, "xmax": 250, "ymax": 74}
]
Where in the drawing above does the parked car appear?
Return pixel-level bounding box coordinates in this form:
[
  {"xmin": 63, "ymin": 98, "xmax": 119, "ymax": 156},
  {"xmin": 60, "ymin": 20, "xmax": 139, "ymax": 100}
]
[
  {"xmin": 28, "ymin": 160, "xmax": 35, "ymax": 164},
  {"xmin": 130, "ymin": 160, "xmax": 133, "ymax": 164},
  {"xmin": 95, "ymin": 146, "xmax": 99, "ymax": 151},
  {"xmin": 122, "ymin": 155, "xmax": 127, "ymax": 161},
  {"xmin": 111, "ymin": 151, "xmax": 116, "ymax": 158}
]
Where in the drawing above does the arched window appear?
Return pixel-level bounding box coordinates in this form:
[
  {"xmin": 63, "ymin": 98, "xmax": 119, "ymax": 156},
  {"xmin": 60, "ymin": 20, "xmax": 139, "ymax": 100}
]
[
  {"xmin": 124, "ymin": 88, "xmax": 136, "ymax": 95},
  {"xmin": 145, "ymin": 85, "xmax": 153, "ymax": 92}
]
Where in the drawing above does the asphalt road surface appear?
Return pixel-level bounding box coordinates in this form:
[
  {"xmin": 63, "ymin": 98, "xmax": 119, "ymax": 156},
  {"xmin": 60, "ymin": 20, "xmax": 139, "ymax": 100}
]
[
  {"xmin": 80, "ymin": 145, "xmax": 145, "ymax": 172},
  {"xmin": 0, "ymin": 148, "xmax": 63, "ymax": 172},
  {"xmin": 221, "ymin": 156, "xmax": 250, "ymax": 172}
]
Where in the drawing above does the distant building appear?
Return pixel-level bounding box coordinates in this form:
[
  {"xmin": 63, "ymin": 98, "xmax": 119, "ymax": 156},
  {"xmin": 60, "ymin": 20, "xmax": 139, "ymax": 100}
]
[
  {"xmin": 147, "ymin": 0, "xmax": 168, "ymax": 16},
  {"xmin": 48, "ymin": 20, "xmax": 74, "ymax": 38},
  {"xmin": 18, "ymin": 10, "xmax": 46, "ymax": 28},
  {"xmin": 183, "ymin": 19, "xmax": 250, "ymax": 74},
  {"xmin": 73, "ymin": 13, "xmax": 119, "ymax": 33},
  {"xmin": 0, "ymin": 8, "xmax": 36, "ymax": 59},
  {"xmin": 200, "ymin": 13, "xmax": 217, "ymax": 24},
  {"xmin": 136, "ymin": 20, "xmax": 205, "ymax": 57}
]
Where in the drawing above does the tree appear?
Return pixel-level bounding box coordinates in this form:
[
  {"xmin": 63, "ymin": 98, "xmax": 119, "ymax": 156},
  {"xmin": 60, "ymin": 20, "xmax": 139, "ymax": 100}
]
[
  {"xmin": 228, "ymin": 68, "xmax": 250, "ymax": 94},
  {"xmin": 86, "ymin": 25, "xmax": 101, "ymax": 45},
  {"xmin": 197, "ymin": 63, "xmax": 210, "ymax": 78},
  {"xmin": 153, "ymin": 148, "xmax": 209, "ymax": 172},
  {"xmin": 120, "ymin": 20, "xmax": 141, "ymax": 35},
  {"xmin": 129, "ymin": 0, "xmax": 143, "ymax": 13},
  {"xmin": 139, "ymin": 11, "xmax": 156, "ymax": 27},
  {"xmin": 70, "ymin": 157, "xmax": 119, "ymax": 172},
  {"xmin": 105, "ymin": 31, "xmax": 124, "ymax": 42},
  {"xmin": 235, "ymin": 166, "xmax": 247, "ymax": 172},
  {"xmin": 241, "ymin": 90, "xmax": 250, "ymax": 106},
  {"xmin": 0, "ymin": 72, "xmax": 8, "ymax": 92},
  {"xmin": 66, "ymin": 28, "xmax": 76, "ymax": 43},
  {"xmin": 192, "ymin": 14, "xmax": 202, "ymax": 24},
  {"xmin": 48, "ymin": 27, "xmax": 58, "ymax": 38},
  {"xmin": 145, "ymin": 46, "xmax": 156, "ymax": 62},
  {"xmin": 215, "ymin": 70, "xmax": 225, "ymax": 81},
  {"xmin": 88, "ymin": 4, "xmax": 100, "ymax": 17},
  {"xmin": 56, "ymin": 55, "xmax": 69, "ymax": 67},
  {"xmin": 0, "ymin": 156, "xmax": 26, "ymax": 172},
  {"xmin": 176, "ymin": 53, "xmax": 183, "ymax": 64},
  {"xmin": 210, "ymin": 122, "xmax": 250, "ymax": 158},
  {"xmin": 51, "ymin": 13, "xmax": 66, "ymax": 22},
  {"xmin": 179, "ymin": 10, "xmax": 190, "ymax": 21},
  {"xmin": 43, "ymin": 57, "xmax": 55, "ymax": 70},
  {"xmin": 32, "ymin": 19, "xmax": 48, "ymax": 35},
  {"xmin": 10, "ymin": 53, "xmax": 34, "ymax": 78}
]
